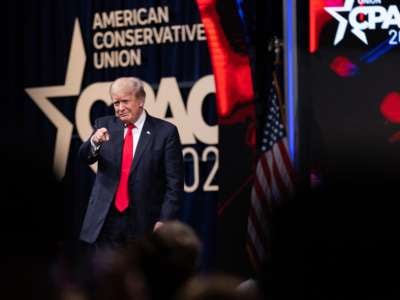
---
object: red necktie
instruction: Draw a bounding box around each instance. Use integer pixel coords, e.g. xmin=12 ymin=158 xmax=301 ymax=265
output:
xmin=115 ymin=124 xmax=135 ymax=212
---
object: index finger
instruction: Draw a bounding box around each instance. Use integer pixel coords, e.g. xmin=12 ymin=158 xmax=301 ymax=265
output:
xmin=104 ymin=131 xmax=110 ymax=141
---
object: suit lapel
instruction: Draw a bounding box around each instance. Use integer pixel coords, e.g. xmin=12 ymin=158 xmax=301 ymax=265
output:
xmin=110 ymin=119 xmax=125 ymax=169
xmin=130 ymin=115 xmax=153 ymax=175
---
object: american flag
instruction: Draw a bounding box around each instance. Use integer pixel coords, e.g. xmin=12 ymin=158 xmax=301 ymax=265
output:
xmin=246 ymin=77 xmax=295 ymax=269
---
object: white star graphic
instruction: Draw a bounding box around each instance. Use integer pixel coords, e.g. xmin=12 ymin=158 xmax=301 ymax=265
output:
xmin=25 ymin=19 xmax=86 ymax=179
xmin=325 ymin=0 xmax=369 ymax=45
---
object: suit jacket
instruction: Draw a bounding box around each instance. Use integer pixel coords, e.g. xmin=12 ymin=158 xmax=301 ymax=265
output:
xmin=79 ymin=112 xmax=184 ymax=243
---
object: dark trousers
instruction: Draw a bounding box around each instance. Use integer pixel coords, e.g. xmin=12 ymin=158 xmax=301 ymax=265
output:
xmin=95 ymin=205 xmax=135 ymax=250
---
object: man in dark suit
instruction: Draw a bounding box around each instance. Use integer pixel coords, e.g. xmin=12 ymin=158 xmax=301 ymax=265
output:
xmin=79 ymin=77 xmax=184 ymax=249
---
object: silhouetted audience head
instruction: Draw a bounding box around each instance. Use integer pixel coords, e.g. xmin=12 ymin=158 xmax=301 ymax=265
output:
xmin=86 ymin=247 xmax=149 ymax=300
xmin=117 ymin=221 xmax=202 ymax=300
xmin=49 ymin=221 xmax=203 ymax=300
xmin=236 ymin=278 xmax=262 ymax=300
xmin=153 ymin=220 xmax=202 ymax=273
xmin=176 ymin=273 xmax=248 ymax=300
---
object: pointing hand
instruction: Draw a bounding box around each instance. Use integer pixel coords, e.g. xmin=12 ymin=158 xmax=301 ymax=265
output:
xmin=92 ymin=127 xmax=110 ymax=146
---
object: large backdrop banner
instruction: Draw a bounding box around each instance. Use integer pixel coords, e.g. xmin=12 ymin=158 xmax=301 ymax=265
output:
xmin=19 ymin=0 xmax=218 ymax=268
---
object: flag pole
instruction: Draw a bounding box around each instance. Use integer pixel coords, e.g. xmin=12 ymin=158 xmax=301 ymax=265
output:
xmin=268 ymin=37 xmax=286 ymax=127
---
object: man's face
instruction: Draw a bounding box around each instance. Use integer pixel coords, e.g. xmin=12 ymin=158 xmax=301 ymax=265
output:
xmin=111 ymin=91 xmax=144 ymax=124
